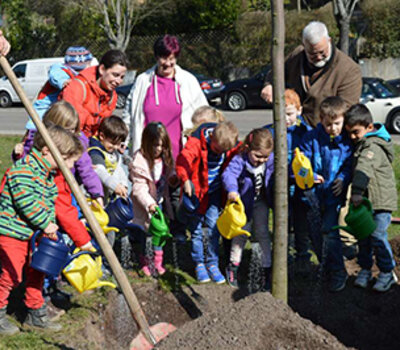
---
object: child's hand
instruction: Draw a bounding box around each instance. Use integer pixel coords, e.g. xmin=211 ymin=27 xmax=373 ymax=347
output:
xmin=228 ymin=192 xmax=239 ymax=202
xmin=95 ymin=197 xmax=104 ymax=208
xmin=115 ymin=184 xmax=128 ymax=198
xmin=14 ymin=143 xmax=24 ymax=156
xmin=79 ymin=241 xmax=95 ymax=252
xmin=148 ymin=203 xmax=158 ymax=214
xmin=314 ymin=174 xmax=325 ymax=184
xmin=43 ymin=222 xmax=59 ymax=240
xmin=351 ymin=194 xmax=363 ymax=207
xmin=332 ymin=178 xmax=343 ymax=196
xmin=183 ymin=180 xmax=192 ymax=197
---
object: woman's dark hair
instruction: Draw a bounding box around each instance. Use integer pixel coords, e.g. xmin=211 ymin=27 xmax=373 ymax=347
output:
xmin=153 ymin=35 xmax=181 ymax=58
xmin=99 ymin=49 xmax=129 ymax=69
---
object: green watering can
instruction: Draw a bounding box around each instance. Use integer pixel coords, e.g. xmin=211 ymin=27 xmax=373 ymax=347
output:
xmin=334 ymin=197 xmax=376 ymax=240
xmin=148 ymin=206 xmax=173 ymax=247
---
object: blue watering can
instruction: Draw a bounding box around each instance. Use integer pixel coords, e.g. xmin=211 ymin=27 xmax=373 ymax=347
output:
xmin=176 ymin=185 xmax=200 ymax=225
xmin=105 ymin=196 xmax=142 ymax=233
xmin=30 ymin=231 xmax=93 ymax=277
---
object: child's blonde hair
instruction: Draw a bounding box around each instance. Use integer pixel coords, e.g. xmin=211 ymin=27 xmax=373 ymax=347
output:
xmin=284 ymin=89 xmax=301 ymax=110
xmin=42 ymin=101 xmax=80 ymax=134
xmin=141 ymin=122 xmax=173 ymax=171
xmin=243 ymin=128 xmax=273 ymax=153
xmin=320 ymin=96 xmax=349 ymax=121
xmin=212 ymin=121 xmax=239 ymax=152
xmin=184 ymin=106 xmax=225 ymax=136
xmin=33 ymin=124 xmax=83 ymax=158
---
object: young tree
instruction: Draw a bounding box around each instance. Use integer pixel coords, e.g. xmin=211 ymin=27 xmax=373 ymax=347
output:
xmin=333 ymin=0 xmax=359 ymax=55
xmin=270 ymin=0 xmax=287 ymax=302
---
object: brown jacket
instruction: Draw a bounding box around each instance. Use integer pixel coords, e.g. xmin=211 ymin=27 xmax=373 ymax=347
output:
xmin=265 ymin=45 xmax=362 ymax=127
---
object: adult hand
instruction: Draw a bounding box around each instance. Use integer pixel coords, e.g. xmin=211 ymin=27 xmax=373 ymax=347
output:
xmin=43 ymin=222 xmax=59 ymax=240
xmin=183 ymin=180 xmax=192 ymax=197
xmin=114 ymin=184 xmax=128 ymax=198
xmin=227 ymin=192 xmax=239 ymax=202
xmin=0 ymin=30 xmax=11 ymax=56
xmin=260 ymin=84 xmax=273 ymax=103
xmin=351 ymin=194 xmax=363 ymax=207
xmin=332 ymin=178 xmax=343 ymax=196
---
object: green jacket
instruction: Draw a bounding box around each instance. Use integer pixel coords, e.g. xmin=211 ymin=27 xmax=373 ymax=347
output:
xmin=0 ymin=148 xmax=58 ymax=240
xmin=351 ymin=124 xmax=397 ymax=212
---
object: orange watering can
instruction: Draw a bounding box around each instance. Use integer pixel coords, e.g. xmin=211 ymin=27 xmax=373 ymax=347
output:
xmin=88 ymin=199 xmax=119 ymax=235
xmin=217 ymin=198 xmax=251 ymax=240
xmin=63 ymin=249 xmax=116 ymax=293
xmin=292 ymin=147 xmax=314 ymax=189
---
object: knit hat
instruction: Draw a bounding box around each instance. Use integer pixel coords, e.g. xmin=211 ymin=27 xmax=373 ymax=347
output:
xmin=64 ymin=46 xmax=93 ymax=71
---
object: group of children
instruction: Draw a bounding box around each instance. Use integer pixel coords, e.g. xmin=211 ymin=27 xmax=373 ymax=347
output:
xmin=0 ymin=74 xmax=398 ymax=334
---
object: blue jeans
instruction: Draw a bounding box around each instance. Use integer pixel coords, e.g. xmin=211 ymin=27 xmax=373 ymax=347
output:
xmin=189 ymin=191 xmax=221 ymax=265
xmin=358 ymin=212 xmax=395 ymax=272
xmin=321 ymin=205 xmax=345 ymax=273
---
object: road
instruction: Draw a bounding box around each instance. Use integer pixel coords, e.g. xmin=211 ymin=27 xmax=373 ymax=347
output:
xmin=0 ymin=105 xmax=273 ymax=139
xmin=1 ymin=106 xmax=400 ymax=144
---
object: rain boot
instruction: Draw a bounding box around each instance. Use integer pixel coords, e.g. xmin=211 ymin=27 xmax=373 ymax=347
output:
xmin=154 ymin=250 xmax=166 ymax=275
xmin=139 ymin=255 xmax=152 ymax=277
xmin=0 ymin=307 xmax=19 ymax=335
xmin=25 ymin=304 xmax=62 ymax=331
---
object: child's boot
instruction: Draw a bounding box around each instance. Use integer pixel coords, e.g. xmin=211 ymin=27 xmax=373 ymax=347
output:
xmin=0 ymin=307 xmax=19 ymax=335
xmin=25 ymin=304 xmax=62 ymax=331
xmin=226 ymin=263 xmax=239 ymax=288
xmin=154 ymin=250 xmax=166 ymax=275
xmin=139 ymin=255 xmax=152 ymax=277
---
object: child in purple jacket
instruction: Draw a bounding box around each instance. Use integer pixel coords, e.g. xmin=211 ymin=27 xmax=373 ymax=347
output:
xmin=222 ymin=128 xmax=274 ymax=290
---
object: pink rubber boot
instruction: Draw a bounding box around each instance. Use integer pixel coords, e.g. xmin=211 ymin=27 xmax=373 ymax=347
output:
xmin=154 ymin=250 xmax=166 ymax=275
xmin=139 ymin=255 xmax=152 ymax=277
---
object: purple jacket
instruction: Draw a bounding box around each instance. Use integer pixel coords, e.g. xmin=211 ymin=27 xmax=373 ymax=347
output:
xmin=13 ymin=130 xmax=103 ymax=199
xmin=222 ymin=152 xmax=274 ymax=220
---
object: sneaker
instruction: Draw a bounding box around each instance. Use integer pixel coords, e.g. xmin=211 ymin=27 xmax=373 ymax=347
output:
xmin=0 ymin=307 xmax=19 ymax=335
xmin=226 ymin=263 xmax=239 ymax=288
xmin=25 ymin=304 xmax=62 ymax=331
xmin=354 ymin=269 xmax=372 ymax=289
xmin=195 ymin=263 xmax=211 ymax=283
xmin=329 ymin=270 xmax=348 ymax=292
xmin=46 ymin=302 xmax=65 ymax=322
xmin=373 ymin=271 xmax=398 ymax=292
xmin=206 ymin=264 xmax=226 ymax=284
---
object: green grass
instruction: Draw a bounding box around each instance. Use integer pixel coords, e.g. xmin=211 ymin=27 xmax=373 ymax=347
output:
xmin=0 ymin=135 xmax=21 ymax=176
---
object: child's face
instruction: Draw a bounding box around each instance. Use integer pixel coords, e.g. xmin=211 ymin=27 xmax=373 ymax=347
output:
xmin=153 ymin=139 xmax=163 ymax=159
xmin=345 ymin=123 xmax=374 ymax=143
xmin=99 ymin=133 xmax=121 ymax=153
xmin=320 ymin=114 xmax=344 ymax=138
xmin=285 ymin=104 xmax=301 ymax=127
xmin=248 ymin=148 xmax=271 ymax=167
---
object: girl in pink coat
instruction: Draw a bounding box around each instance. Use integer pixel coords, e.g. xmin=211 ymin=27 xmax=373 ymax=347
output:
xmin=129 ymin=122 xmax=174 ymax=276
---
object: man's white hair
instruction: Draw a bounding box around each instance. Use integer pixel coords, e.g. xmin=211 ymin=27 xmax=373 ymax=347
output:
xmin=302 ymin=21 xmax=330 ymax=45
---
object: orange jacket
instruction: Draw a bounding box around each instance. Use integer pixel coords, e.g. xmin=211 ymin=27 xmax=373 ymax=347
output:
xmin=60 ymin=66 xmax=117 ymax=137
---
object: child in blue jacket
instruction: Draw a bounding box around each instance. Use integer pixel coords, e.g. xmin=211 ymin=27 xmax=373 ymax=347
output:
xmin=299 ymin=96 xmax=353 ymax=292
xmin=222 ymin=128 xmax=274 ymax=290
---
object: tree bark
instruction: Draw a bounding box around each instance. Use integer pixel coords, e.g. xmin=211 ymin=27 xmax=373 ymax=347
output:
xmin=270 ymin=0 xmax=287 ymax=303
xmin=333 ymin=0 xmax=359 ymax=55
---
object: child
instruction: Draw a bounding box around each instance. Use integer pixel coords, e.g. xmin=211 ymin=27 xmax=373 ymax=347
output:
xmin=176 ymin=121 xmax=241 ymax=283
xmin=0 ymin=126 xmax=82 ymax=334
xmin=265 ymin=89 xmax=312 ymax=270
xmin=88 ymin=116 xmax=129 ymax=203
xmin=345 ymin=104 xmax=397 ymax=292
xmin=25 ymin=46 xmax=94 ymax=130
xmin=183 ymin=106 xmax=225 ymax=138
xmin=13 ymin=101 xmax=104 ymax=207
xmin=299 ymin=96 xmax=353 ymax=292
xmin=129 ymin=122 xmax=174 ymax=276
xmin=223 ymin=128 xmax=274 ymax=290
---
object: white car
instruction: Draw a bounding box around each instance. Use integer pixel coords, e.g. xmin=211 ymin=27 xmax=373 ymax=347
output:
xmin=361 ymin=77 xmax=400 ymax=134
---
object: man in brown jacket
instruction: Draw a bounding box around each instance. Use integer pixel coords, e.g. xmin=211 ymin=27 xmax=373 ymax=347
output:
xmin=261 ymin=21 xmax=362 ymax=128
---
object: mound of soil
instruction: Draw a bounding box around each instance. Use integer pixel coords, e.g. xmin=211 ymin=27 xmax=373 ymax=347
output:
xmin=156 ymin=292 xmax=348 ymax=350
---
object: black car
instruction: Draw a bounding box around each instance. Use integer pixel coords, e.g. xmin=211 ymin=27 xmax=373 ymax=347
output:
xmin=387 ymin=78 xmax=400 ymax=92
xmin=221 ymin=68 xmax=271 ymax=111
xmin=115 ymin=72 xmax=224 ymax=109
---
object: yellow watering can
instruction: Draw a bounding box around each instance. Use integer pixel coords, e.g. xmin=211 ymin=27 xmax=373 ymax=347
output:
xmin=63 ymin=249 xmax=116 ymax=293
xmin=292 ymin=147 xmax=314 ymax=189
xmin=88 ymin=199 xmax=119 ymax=235
xmin=217 ymin=198 xmax=251 ymax=240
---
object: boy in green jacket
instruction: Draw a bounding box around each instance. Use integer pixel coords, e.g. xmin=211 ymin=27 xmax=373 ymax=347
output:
xmin=345 ymin=104 xmax=397 ymax=292
xmin=0 ymin=125 xmax=82 ymax=335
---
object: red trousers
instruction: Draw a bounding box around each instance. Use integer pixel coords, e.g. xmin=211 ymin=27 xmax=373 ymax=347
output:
xmin=0 ymin=235 xmax=44 ymax=309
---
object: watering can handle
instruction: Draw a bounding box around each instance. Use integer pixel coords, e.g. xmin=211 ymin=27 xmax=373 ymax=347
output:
xmin=64 ymin=250 xmax=100 ymax=268
xmin=362 ymin=197 xmax=373 ymax=212
xmin=30 ymin=230 xmax=64 ymax=253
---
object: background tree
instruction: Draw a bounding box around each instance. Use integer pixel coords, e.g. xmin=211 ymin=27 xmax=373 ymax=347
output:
xmin=332 ymin=0 xmax=359 ymax=55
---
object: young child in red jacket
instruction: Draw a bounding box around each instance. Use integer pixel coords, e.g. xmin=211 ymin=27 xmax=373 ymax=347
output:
xmin=176 ymin=121 xmax=240 ymax=283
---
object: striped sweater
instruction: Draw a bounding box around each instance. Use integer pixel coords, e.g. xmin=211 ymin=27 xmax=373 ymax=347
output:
xmin=0 ymin=148 xmax=57 ymax=240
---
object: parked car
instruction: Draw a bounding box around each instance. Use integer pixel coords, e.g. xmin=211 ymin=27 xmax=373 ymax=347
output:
xmin=115 ymin=71 xmax=223 ymax=109
xmin=0 ymin=57 xmax=64 ymax=107
xmin=387 ymin=78 xmax=400 ymax=92
xmin=361 ymin=77 xmax=400 ymax=134
xmin=220 ymin=68 xmax=271 ymax=111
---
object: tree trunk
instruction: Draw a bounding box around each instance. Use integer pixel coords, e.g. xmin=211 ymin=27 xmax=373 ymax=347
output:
xmin=333 ymin=0 xmax=359 ymax=56
xmin=297 ymin=0 xmax=301 ymax=13
xmin=270 ymin=0 xmax=288 ymax=303
xmin=338 ymin=17 xmax=350 ymax=55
